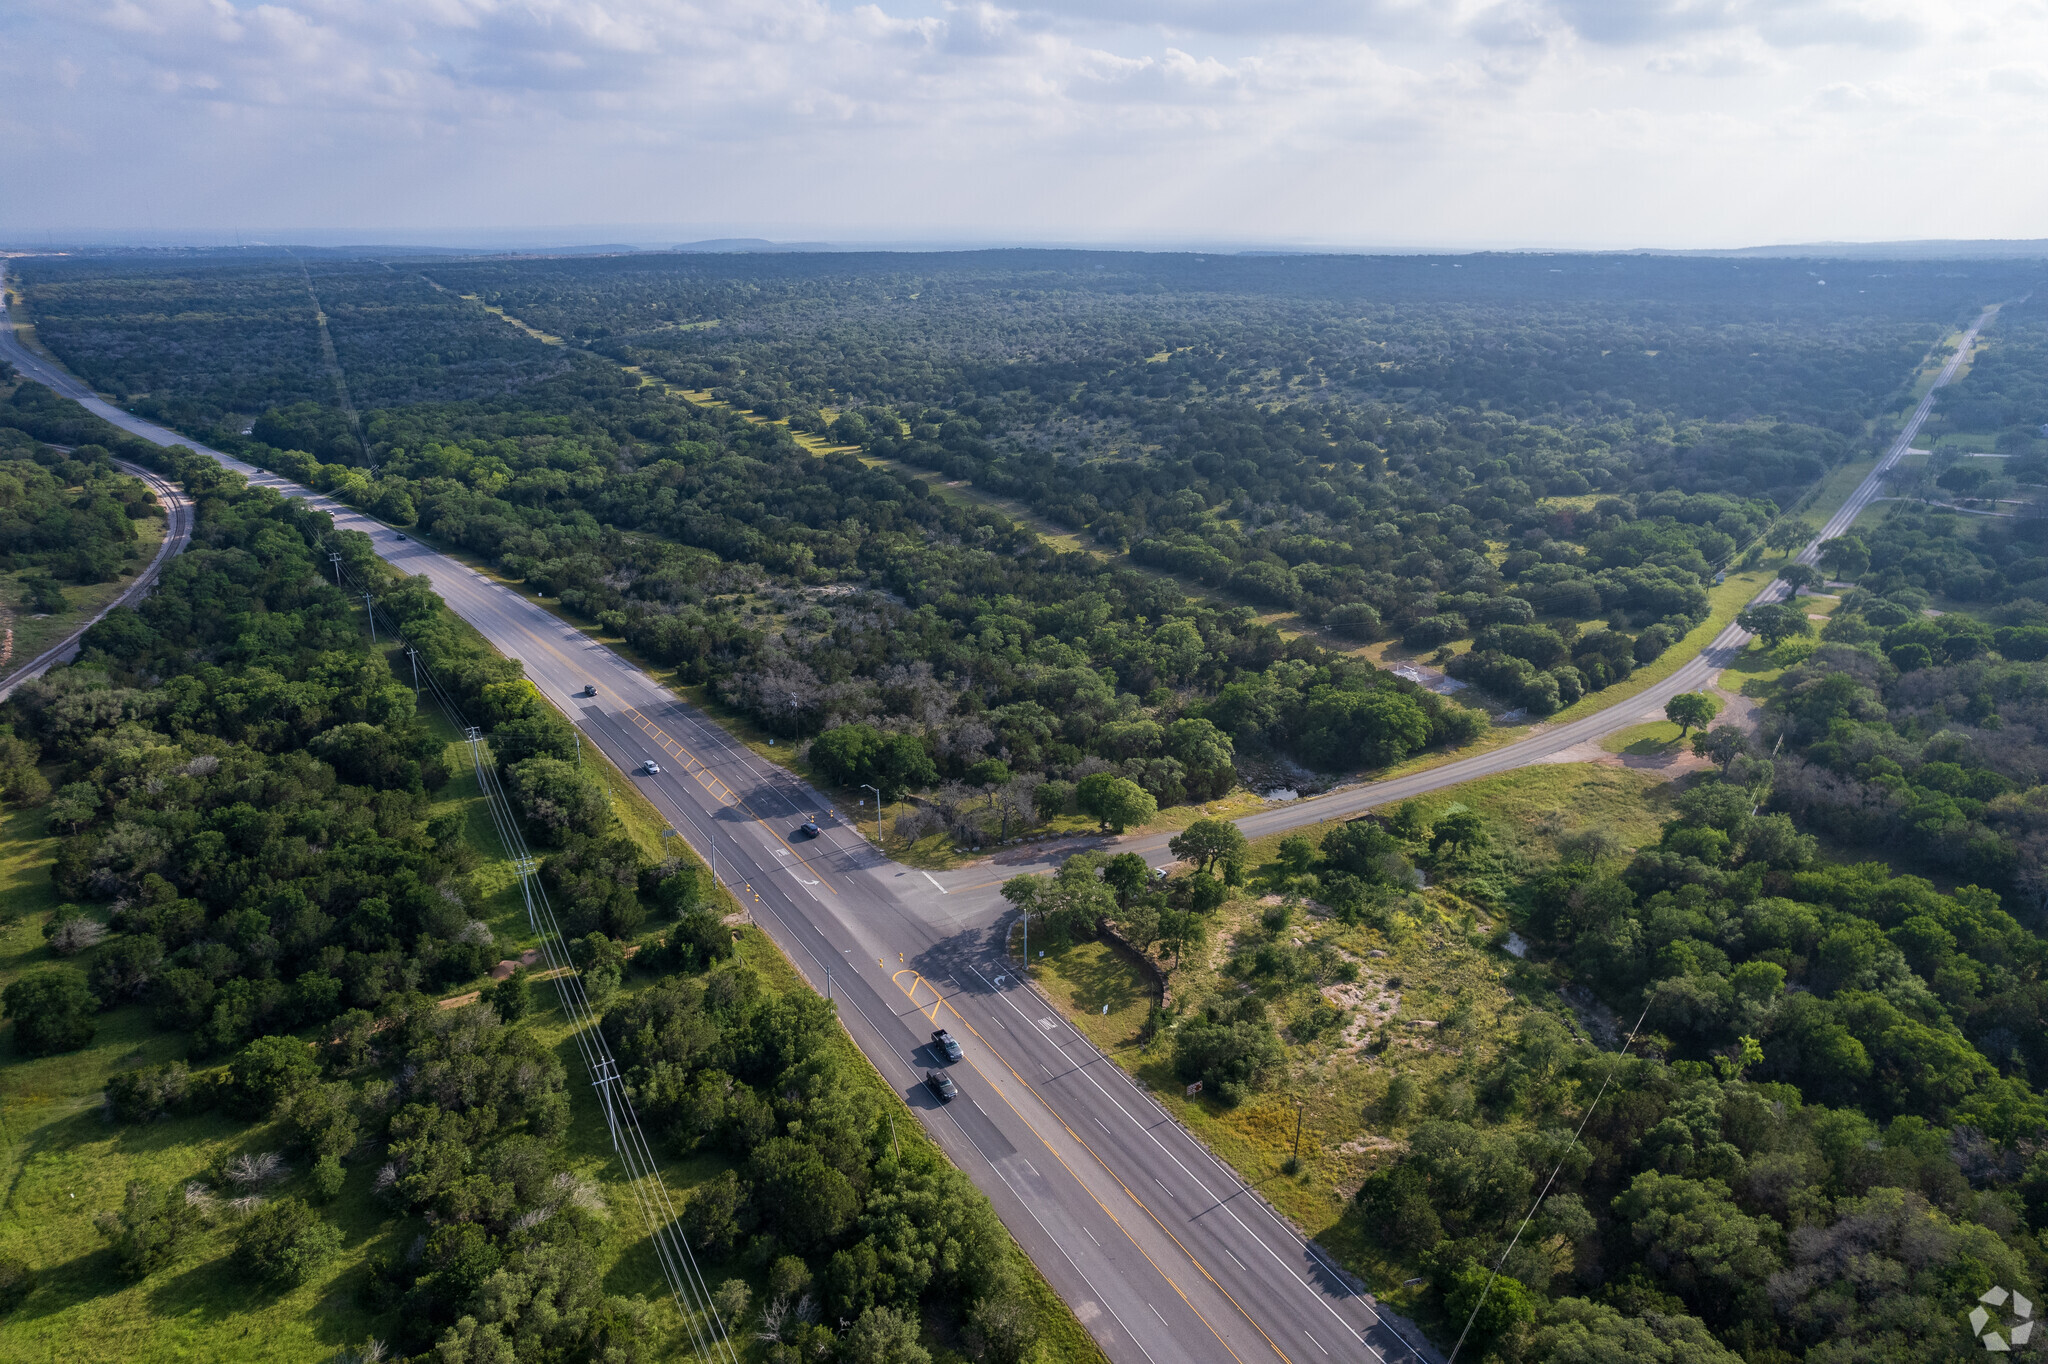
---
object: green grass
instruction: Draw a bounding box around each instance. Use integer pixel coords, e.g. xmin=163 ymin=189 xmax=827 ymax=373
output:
xmin=1599 ymin=720 xmax=1689 ymax=756
xmin=1018 ymin=760 xmax=1676 ymax=1319
xmin=0 ymin=701 xmax=1102 ymax=1364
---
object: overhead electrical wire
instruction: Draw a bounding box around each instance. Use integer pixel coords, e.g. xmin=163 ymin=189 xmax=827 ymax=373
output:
xmin=327 ymin=542 xmax=741 ymax=1364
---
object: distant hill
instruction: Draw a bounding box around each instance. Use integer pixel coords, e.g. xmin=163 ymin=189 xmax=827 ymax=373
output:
xmin=1653 ymin=238 xmax=2048 ymax=260
xmin=674 ymin=237 xmax=837 ymax=253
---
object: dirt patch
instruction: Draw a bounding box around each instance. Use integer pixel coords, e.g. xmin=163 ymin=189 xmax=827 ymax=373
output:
xmin=1537 ymin=738 xmax=1714 ymax=777
xmin=1324 ymin=977 xmax=1403 ymax=1051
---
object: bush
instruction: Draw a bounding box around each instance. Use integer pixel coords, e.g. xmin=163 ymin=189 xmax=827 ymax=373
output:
xmin=233 ymin=1197 xmax=342 ymax=1287
xmin=1402 ymin=614 xmax=1467 ymax=649
xmin=3 ymin=968 xmax=97 ymax=1056
xmin=95 ymin=1181 xmax=195 ymax=1279
xmin=310 ymin=1154 xmax=346 ymax=1203
xmin=1325 ymin=603 xmax=1383 ymax=640
xmin=965 ymin=1286 xmax=1040 ymax=1364
xmin=105 ymin=1061 xmax=204 ymax=1122
xmin=228 ymin=1035 xmax=319 ymax=1117
xmin=1171 ymin=1001 xmax=1283 ymax=1104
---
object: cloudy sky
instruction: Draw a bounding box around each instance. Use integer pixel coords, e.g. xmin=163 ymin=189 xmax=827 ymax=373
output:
xmin=3 ymin=0 xmax=2044 ymax=249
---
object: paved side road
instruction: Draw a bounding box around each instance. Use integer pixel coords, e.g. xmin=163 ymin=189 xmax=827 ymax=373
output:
xmin=0 ymin=258 xmax=1995 ymax=1364
xmin=0 ymin=457 xmax=193 ymax=701
xmin=1 ymin=260 xmax=1448 ymax=1364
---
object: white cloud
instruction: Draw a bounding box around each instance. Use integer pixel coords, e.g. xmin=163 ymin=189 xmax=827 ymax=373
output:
xmin=0 ymin=0 xmax=2043 ymax=246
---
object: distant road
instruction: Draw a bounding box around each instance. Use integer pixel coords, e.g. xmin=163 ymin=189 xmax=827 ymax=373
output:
xmin=0 ymin=454 xmax=192 ymax=701
xmin=0 ymin=260 xmax=1995 ymax=1364
xmin=0 ymin=258 xmax=1447 ymax=1364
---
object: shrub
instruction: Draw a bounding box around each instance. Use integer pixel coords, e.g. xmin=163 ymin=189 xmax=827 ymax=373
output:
xmin=310 ymin=1154 xmax=346 ymax=1203
xmin=3 ymin=968 xmax=97 ymax=1056
xmin=233 ymin=1197 xmax=342 ymax=1287
xmin=95 ymin=1181 xmax=196 ymax=1279
xmin=105 ymin=1060 xmax=204 ymax=1122
xmin=227 ymin=1035 xmax=319 ymax=1117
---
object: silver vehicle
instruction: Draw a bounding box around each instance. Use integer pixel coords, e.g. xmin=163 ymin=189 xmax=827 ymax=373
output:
xmin=640 ymin=760 xmax=661 ymax=775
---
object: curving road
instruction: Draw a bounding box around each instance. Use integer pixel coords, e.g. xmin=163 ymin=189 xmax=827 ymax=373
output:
xmin=0 ymin=454 xmax=192 ymax=701
xmin=0 ymin=259 xmax=1995 ymax=1364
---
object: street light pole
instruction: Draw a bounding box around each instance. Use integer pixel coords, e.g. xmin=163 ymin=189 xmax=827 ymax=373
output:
xmin=861 ymin=784 xmax=883 ymax=846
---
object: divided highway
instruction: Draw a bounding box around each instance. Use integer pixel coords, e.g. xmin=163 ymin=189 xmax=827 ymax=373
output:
xmin=0 ymin=263 xmax=1994 ymax=1364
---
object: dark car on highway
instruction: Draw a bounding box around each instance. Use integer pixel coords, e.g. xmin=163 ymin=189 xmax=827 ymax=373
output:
xmin=797 ymin=820 xmax=821 ymax=838
xmin=931 ymin=1029 xmax=963 ymax=1063
xmin=925 ymin=1069 xmax=958 ymax=1102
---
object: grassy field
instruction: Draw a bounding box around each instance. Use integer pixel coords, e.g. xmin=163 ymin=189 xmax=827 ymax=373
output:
xmin=1017 ymin=760 xmax=1677 ymax=1324
xmin=0 ymin=689 xmax=1104 ymax=1363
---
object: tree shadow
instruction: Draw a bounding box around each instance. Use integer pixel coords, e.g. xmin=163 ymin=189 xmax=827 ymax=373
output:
xmin=1048 ymin=944 xmax=1147 ymax=1024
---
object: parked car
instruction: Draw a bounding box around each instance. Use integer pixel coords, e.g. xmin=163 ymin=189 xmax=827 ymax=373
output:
xmin=931 ymin=1029 xmax=963 ymax=1063
xmin=925 ymin=1069 xmax=958 ymax=1102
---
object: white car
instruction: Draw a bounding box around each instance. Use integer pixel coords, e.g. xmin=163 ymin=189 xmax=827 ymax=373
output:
xmin=640 ymin=760 xmax=662 ymax=775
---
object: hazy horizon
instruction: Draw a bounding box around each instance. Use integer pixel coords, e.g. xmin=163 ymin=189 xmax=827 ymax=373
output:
xmin=5 ymin=1 xmax=2043 ymax=249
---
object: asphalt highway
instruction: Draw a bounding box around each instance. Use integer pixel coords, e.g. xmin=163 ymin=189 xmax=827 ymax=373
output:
xmin=0 ymin=261 xmax=1995 ymax=1364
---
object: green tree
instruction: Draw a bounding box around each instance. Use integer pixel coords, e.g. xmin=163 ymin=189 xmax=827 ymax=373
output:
xmin=1529 ymin=1297 xmax=1740 ymax=1363
xmin=310 ymin=1154 xmax=346 ymax=1203
xmin=1691 ymin=725 xmax=1747 ymax=767
xmin=233 ymin=1197 xmax=342 ymax=1287
xmin=1764 ymin=519 xmax=1815 ymax=553
xmin=1277 ymin=833 xmax=1317 ymax=875
xmin=965 ymin=1285 xmax=1040 ymax=1364
xmin=505 ymin=756 xmax=609 ymax=844
xmin=810 ymin=723 xmax=882 ymax=788
xmin=1441 ymin=1260 xmax=1536 ymax=1358
xmin=1816 ymin=536 xmax=1869 ymax=578
xmin=1168 ymin=818 xmax=1247 ymax=874
xmin=1612 ymin=1173 xmax=1780 ymax=1321
xmin=1430 ymin=807 xmax=1487 ymax=857
xmin=841 ymin=1306 xmax=931 ymax=1364
xmin=1354 ymin=1165 xmax=1442 ymax=1252
xmin=1777 ymin=563 xmax=1820 ymax=593
xmin=1664 ymin=692 xmax=1716 ymax=737
xmin=1100 ymin=852 xmax=1152 ymax=906
xmin=228 ymin=1034 xmax=319 ymax=1117
xmin=3 ymin=968 xmax=97 ymax=1056
xmin=95 ymin=1181 xmax=195 ymax=1278
xmin=1171 ymin=1003 xmax=1282 ymax=1104
xmin=1077 ymin=775 xmax=1156 ymax=833
xmin=1735 ymin=602 xmax=1811 ymax=650
xmin=876 ymin=732 xmax=937 ymax=799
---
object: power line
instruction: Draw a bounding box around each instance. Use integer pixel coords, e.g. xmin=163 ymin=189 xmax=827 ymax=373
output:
xmin=327 ymin=543 xmax=740 ymax=1364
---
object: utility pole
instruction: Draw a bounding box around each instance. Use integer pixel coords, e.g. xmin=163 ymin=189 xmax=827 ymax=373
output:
xmin=328 ymin=550 xmax=342 ymax=585
xmin=825 ymin=959 xmax=832 ymax=1001
xmin=361 ymin=593 xmax=376 ymax=644
xmin=406 ymin=646 xmax=420 ymax=695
